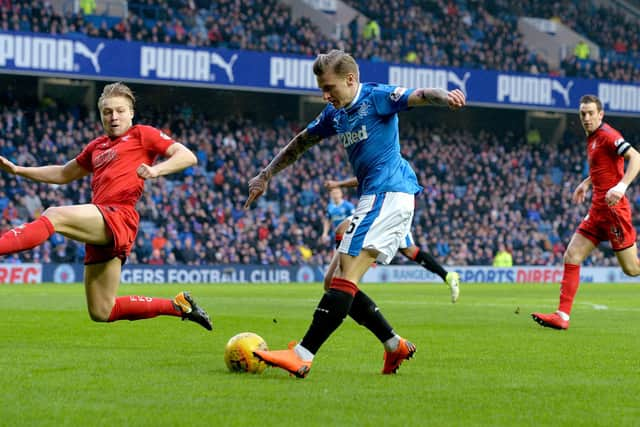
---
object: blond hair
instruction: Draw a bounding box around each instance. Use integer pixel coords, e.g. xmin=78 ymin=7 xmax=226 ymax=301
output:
xmin=98 ymin=82 xmax=136 ymax=110
xmin=312 ymin=50 xmax=359 ymax=80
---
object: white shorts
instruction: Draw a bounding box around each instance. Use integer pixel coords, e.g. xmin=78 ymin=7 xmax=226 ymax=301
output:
xmin=338 ymin=192 xmax=415 ymax=264
xmin=399 ymin=232 xmax=415 ymax=249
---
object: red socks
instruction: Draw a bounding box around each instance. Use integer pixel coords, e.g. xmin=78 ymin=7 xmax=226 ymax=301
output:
xmin=0 ymin=216 xmax=55 ymax=255
xmin=558 ymin=263 xmax=581 ymax=315
xmin=329 ymin=277 xmax=359 ymax=297
xmin=107 ymin=296 xmax=182 ymax=322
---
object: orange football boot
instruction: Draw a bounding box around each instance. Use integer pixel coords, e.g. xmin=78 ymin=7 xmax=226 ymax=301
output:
xmin=531 ymin=312 xmax=569 ymax=330
xmin=253 ymin=344 xmax=312 ymax=378
xmin=382 ymin=338 xmax=416 ymax=374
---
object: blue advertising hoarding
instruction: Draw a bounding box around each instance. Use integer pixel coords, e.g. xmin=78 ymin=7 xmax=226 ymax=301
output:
xmin=0 ymin=263 xmax=631 ymax=284
xmin=1 ymin=31 xmax=639 ymax=116
xmin=42 ymin=263 xmax=325 ymax=284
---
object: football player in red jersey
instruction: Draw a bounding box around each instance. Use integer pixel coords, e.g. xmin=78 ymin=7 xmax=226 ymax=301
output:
xmin=532 ymin=94 xmax=640 ymax=330
xmin=0 ymin=82 xmax=212 ymax=330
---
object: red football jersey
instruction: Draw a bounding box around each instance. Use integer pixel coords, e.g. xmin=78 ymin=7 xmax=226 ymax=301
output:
xmin=587 ymin=123 xmax=629 ymax=209
xmin=75 ymin=125 xmax=175 ymax=205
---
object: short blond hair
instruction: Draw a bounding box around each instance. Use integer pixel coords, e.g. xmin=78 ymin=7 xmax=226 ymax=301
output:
xmin=98 ymin=82 xmax=135 ymax=110
xmin=313 ymin=50 xmax=359 ymax=80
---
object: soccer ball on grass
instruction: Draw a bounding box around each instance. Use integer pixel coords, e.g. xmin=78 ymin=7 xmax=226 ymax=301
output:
xmin=224 ymin=332 xmax=269 ymax=373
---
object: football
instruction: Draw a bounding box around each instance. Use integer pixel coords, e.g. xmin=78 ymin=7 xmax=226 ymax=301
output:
xmin=224 ymin=332 xmax=269 ymax=373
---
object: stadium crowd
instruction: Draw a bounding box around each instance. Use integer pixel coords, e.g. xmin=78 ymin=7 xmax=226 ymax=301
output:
xmin=2 ymin=0 xmax=639 ymax=82
xmin=485 ymin=0 xmax=640 ymax=82
xmin=0 ymin=99 xmax=634 ymax=267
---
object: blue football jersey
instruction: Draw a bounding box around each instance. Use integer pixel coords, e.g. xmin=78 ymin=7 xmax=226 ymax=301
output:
xmin=307 ymin=83 xmax=423 ymax=197
xmin=327 ymin=199 xmax=355 ymax=229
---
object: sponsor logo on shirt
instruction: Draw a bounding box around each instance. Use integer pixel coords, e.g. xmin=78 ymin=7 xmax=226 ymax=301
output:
xmin=338 ymin=125 xmax=368 ymax=148
xmin=94 ymin=148 xmax=117 ymax=169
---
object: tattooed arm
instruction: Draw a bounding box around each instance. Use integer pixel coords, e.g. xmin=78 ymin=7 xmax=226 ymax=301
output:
xmin=244 ymin=129 xmax=323 ymax=208
xmin=408 ymin=88 xmax=466 ymax=109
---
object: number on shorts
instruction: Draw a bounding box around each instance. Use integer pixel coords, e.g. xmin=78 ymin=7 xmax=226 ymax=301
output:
xmin=346 ymin=216 xmax=359 ymax=235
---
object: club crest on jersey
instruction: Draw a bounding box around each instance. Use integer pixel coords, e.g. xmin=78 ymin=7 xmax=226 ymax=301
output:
xmin=389 ymin=87 xmax=407 ymax=102
xmin=338 ymin=125 xmax=368 ymax=148
xmin=357 ymin=101 xmax=370 ymax=118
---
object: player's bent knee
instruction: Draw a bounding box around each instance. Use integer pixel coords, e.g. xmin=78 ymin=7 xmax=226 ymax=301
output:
xmin=563 ymin=250 xmax=584 ymax=265
xmin=87 ymin=304 xmax=112 ymax=322
xmin=87 ymin=310 xmax=109 ymax=322
xmin=41 ymin=207 xmax=63 ymax=226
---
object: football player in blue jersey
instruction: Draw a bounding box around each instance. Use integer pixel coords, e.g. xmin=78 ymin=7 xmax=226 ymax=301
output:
xmin=321 ymin=186 xmax=355 ymax=244
xmin=324 ymin=177 xmax=460 ymax=302
xmin=245 ymin=49 xmax=465 ymax=378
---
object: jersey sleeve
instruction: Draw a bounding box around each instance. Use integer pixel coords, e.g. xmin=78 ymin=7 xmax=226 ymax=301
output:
xmin=613 ymin=135 xmax=631 ymax=156
xmin=306 ymin=106 xmax=336 ymax=138
xmin=370 ymin=84 xmax=415 ymax=116
xmin=610 ymin=131 xmax=631 ymax=157
xmin=138 ymin=125 xmax=176 ymax=155
xmin=74 ymin=140 xmax=98 ymax=172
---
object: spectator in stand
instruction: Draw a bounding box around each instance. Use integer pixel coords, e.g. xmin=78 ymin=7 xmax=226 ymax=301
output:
xmin=362 ymin=18 xmax=380 ymax=41
xmin=493 ymin=243 xmax=513 ymax=267
xmin=79 ymin=0 xmax=96 ymax=15
xmin=2 ymin=0 xmax=563 ymax=77
xmin=148 ymin=248 xmax=165 ymax=265
xmin=22 ymin=187 xmax=43 ymax=218
xmin=574 ymin=40 xmax=591 ymax=60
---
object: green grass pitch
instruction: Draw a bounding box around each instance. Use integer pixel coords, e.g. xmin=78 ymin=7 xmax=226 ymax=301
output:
xmin=1 ymin=282 xmax=639 ymax=426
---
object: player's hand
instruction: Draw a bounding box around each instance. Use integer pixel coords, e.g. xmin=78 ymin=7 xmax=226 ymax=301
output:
xmin=324 ymin=180 xmax=339 ymax=190
xmin=244 ymin=171 xmax=270 ymax=209
xmin=0 ymin=156 xmax=17 ymax=175
xmin=572 ymin=182 xmax=590 ymax=204
xmin=447 ymin=89 xmax=466 ymax=110
xmin=605 ymin=187 xmax=625 ymax=206
xmin=137 ymin=163 xmax=159 ymax=179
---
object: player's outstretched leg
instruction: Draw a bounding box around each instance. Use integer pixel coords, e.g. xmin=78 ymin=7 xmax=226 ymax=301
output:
xmin=173 ymin=291 xmax=213 ymax=330
xmin=253 ymin=341 xmax=312 ymax=378
xmin=255 ymin=277 xmax=357 ymax=378
xmin=531 ymin=312 xmax=569 ymax=330
xmin=445 ymin=271 xmax=460 ymax=303
xmin=0 ymin=216 xmax=55 ymax=255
